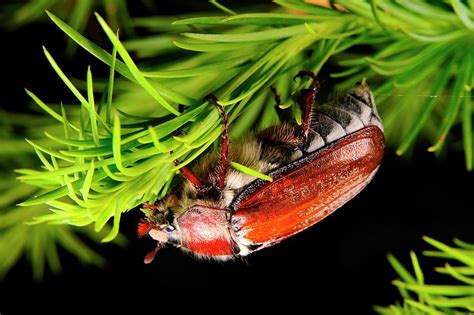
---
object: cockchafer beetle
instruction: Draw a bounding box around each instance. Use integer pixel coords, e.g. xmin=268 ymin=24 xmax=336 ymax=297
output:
xmin=138 ymin=71 xmax=384 ymax=262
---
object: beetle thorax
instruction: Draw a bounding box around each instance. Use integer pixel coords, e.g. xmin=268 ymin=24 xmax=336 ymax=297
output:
xmin=176 ymin=205 xmax=236 ymax=260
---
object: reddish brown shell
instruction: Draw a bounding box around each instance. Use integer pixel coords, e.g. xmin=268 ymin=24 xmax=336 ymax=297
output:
xmin=230 ymin=125 xmax=384 ymax=251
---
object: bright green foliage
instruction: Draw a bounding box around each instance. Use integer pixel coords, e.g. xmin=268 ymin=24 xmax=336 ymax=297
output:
xmin=0 ymin=110 xmax=126 ymax=279
xmin=0 ymin=0 xmax=135 ymax=34
xmin=330 ymin=0 xmax=474 ymax=170
xmin=376 ymin=237 xmax=474 ymax=314
xmin=0 ymin=0 xmax=136 ymax=55
xmin=0 ymin=198 xmax=113 ymax=280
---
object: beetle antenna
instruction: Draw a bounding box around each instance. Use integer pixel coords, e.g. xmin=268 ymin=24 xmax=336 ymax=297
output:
xmin=137 ymin=219 xmax=153 ymax=238
xmin=144 ymin=242 xmax=162 ymax=264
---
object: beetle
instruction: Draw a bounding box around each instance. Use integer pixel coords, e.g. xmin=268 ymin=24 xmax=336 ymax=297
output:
xmin=138 ymin=71 xmax=384 ymax=263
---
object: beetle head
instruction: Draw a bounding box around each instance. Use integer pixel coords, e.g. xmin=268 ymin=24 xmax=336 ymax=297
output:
xmin=138 ymin=202 xmax=183 ymax=264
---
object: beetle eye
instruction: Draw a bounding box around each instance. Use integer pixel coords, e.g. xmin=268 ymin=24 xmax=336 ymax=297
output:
xmin=164 ymin=225 xmax=175 ymax=233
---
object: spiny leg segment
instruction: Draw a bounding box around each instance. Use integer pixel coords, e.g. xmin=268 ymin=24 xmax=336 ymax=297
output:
xmin=204 ymin=94 xmax=229 ymax=192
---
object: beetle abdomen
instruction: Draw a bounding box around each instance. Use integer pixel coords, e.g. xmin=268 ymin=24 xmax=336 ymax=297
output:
xmin=304 ymin=86 xmax=383 ymax=154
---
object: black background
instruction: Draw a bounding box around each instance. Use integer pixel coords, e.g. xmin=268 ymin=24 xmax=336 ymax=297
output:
xmin=1 ymin=1 xmax=473 ymax=313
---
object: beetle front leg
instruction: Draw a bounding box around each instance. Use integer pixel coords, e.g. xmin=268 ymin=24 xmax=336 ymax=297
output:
xmin=172 ymin=105 xmax=211 ymax=193
xmin=174 ymin=160 xmax=211 ymax=194
xmin=204 ymin=94 xmax=229 ymax=192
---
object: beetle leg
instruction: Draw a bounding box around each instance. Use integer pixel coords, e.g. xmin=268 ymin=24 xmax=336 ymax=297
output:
xmin=172 ymin=96 xmax=229 ymax=195
xmin=256 ymin=71 xmax=320 ymax=161
xmin=204 ymin=94 xmax=229 ymax=192
xmin=174 ymin=160 xmax=211 ymax=194
xmin=171 ymin=104 xmax=211 ymax=193
xmin=257 ymin=123 xmax=305 ymax=164
xmin=294 ymin=70 xmax=320 ymax=139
